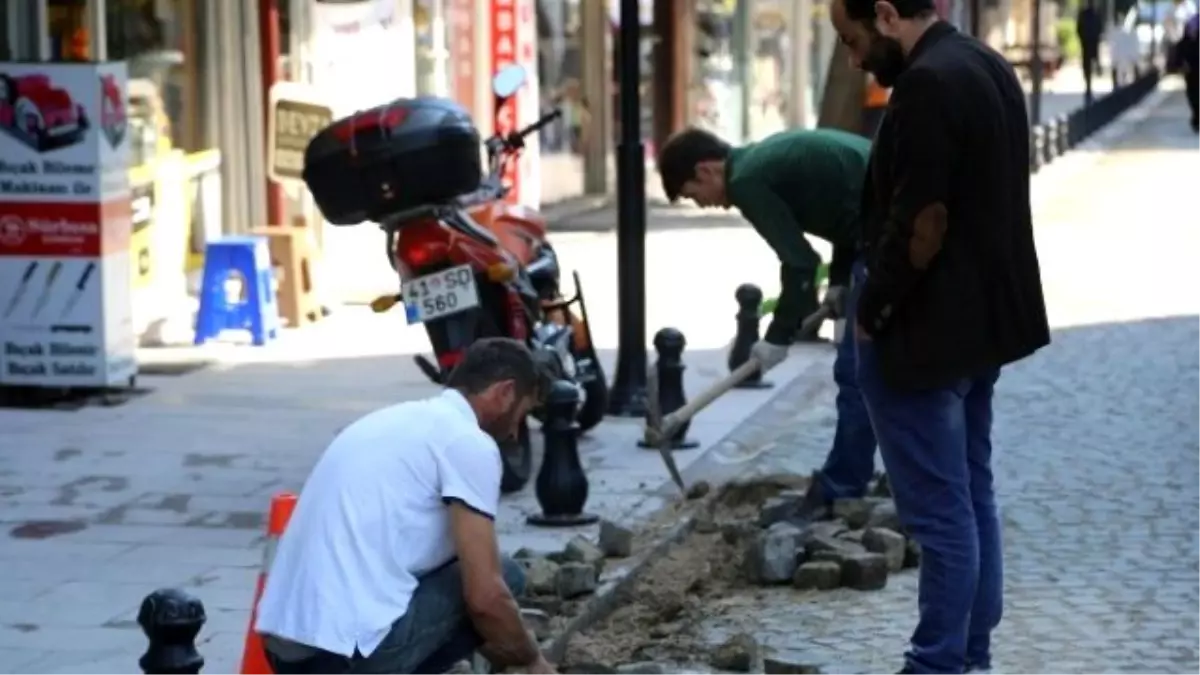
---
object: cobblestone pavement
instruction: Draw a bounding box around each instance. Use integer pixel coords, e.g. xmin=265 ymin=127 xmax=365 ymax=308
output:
xmin=695 ymin=90 xmax=1200 ymax=674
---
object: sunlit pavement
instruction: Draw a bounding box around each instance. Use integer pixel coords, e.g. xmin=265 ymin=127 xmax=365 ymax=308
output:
xmin=1 ymin=84 xmax=1194 ymax=673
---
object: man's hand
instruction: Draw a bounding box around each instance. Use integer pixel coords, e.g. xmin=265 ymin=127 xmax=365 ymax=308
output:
xmin=821 ymin=285 xmax=848 ymax=318
xmin=449 ymin=503 xmax=541 ymax=670
xmin=750 ymin=340 xmax=788 ymax=372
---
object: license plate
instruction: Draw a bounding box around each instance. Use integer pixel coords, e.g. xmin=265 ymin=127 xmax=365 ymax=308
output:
xmin=402 ymin=264 xmax=480 ymax=325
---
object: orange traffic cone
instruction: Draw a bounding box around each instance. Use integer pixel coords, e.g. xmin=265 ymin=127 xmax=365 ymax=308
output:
xmin=239 ymin=492 xmax=298 ymax=674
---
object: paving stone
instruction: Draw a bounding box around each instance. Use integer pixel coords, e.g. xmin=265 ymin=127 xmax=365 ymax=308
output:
xmin=830 ymin=499 xmax=873 ymax=529
xmin=861 ymin=528 xmax=906 ymax=573
xmin=555 ymin=562 xmax=598 ymax=599
xmin=744 ymin=522 xmax=803 ymax=584
xmin=709 ymin=631 xmax=760 ymax=672
xmin=792 ymin=561 xmax=842 ymax=591
xmin=864 ymin=501 xmax=903 ymax=534
xmin=598 ymin=519 xmax=634 ymax=558
xmin=517 ymin=556 xmax=559 ymax=596
xmin=839 ymin=552 xmax=889 ymax=591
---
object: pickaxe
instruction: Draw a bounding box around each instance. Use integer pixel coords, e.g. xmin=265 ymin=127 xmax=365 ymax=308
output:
xmin=642 ymin=305 xmax=835 ymax=492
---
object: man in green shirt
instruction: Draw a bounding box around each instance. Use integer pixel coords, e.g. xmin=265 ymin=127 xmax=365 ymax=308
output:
xmin=657 ymin=126 xmax=877 ymax=514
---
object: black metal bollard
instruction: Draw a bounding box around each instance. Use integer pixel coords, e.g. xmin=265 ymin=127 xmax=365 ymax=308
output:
xmin=1030 ymin=126 xmax=1045 ymax=173
xmin=638 ymin=327 xmax=700 ymax=450
xmin=138 ymin=588 xmax=206 ymax=675
xmin=728 ymin=284 xmax=773 ymax=389
xmin=1043 ymin=122 xmax=1059 ymax=165
xmin=1054 ymin=115 xmax=1070 ymax=156
xmin=527 ymin=380 xmax=599 ymax=527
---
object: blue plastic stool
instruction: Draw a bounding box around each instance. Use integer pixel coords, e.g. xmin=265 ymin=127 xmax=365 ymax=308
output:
xmin=194 ymin=236 xmax=280 ymax=346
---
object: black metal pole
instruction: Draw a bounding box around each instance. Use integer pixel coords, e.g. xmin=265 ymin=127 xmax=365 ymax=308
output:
xmin=1029 ymin=0 xmax=1044 ymax=125
xmin=970 ymin=0 xmax=981 ymax=38
xmin=607 ymin=0 xmax=650 ymax=417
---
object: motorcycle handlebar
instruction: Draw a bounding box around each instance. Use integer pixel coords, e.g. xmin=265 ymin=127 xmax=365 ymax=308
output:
xmin=490 ymin=108 xmax=562 ymax=153
xmin=518 ymin=108 xmax=563 ymax=139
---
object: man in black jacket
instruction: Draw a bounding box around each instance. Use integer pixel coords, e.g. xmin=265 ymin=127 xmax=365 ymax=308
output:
xmin=830 ymin=1 xmax=1050 ymax=673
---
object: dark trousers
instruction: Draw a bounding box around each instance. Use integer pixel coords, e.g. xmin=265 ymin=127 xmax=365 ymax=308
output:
xmin=1185 ymin=71 xmax=1199 ymax=130
xmin=817 ymin=260 xmax=878 ymax=499
xmin=1082 ymin=48 xmax=1099 ymax=102
xmin=856 ymin=338 xmax=1003 ymax=674
xmin=266 ymin=557 xmax=526 ymax=674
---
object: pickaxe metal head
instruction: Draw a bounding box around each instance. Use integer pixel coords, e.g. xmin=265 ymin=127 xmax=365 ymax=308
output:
xmin=643 ymin=367 xmax=687 ymax=493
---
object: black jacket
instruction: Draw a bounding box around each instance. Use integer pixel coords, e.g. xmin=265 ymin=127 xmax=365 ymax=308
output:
xmin=857 ymin=22 xmax=1050 ymax=390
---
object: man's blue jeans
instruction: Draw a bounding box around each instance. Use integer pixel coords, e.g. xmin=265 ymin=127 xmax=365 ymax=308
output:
xmin=856 ymin=337 xmax=1003 ymax=674
xmin=266 ymin=557 xmax=526 ymax=674
xmin=817 ymin=261 xmax=879 ymax=500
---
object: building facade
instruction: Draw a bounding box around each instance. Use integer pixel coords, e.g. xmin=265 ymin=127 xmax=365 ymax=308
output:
xmin=0 ymin=0 xmax=889 ymax=311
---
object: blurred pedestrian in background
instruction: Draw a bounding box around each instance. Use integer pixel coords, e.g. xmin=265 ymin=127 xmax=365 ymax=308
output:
xmin=1170 ymin=12 xmax=1199 ymax=131
xmin=1077 ymin=0 xmax=1104 ymax=103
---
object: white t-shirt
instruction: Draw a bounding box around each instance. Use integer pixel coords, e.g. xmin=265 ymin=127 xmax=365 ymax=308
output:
xmin=254 ymin=389 xmax=503 ymax=658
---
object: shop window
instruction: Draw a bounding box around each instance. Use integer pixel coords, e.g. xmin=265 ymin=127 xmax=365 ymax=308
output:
xmin=538 ymin=0 xmax=585 ymax=155
xmin=415 ymin=0 xmax=450 ymax=96
xmin=48 ymin=0 xmax=91 ymax=61
xmin=105 ymin=0 xmax=207 ymax=155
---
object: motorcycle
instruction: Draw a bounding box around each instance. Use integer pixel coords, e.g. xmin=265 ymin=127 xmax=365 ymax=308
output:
xmin=359 ymin=65 xmax=609 ymax=493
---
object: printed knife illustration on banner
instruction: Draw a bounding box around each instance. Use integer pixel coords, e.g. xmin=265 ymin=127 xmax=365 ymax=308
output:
xmin=31 ymin=260 xmax=63 ymax=318
xmin=60 ymin=262 xmax=97 ymax=318
xmin=3 ymin=261 xmax=39 ymax=319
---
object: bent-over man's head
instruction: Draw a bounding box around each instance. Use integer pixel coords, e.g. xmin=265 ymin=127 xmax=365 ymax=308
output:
xmin=445 ymin=338 xmax=553 ymax=444
xmin=831 ymin=0 xmax=939 ymax=87
xmin=657 ymin=127 xmax=734 ymax=208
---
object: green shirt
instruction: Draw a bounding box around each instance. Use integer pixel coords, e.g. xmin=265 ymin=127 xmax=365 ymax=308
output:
xmin=726 ymin=128 xmax=871 ymax=344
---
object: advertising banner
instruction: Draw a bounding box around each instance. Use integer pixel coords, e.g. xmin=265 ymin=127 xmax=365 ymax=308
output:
xmin=0 ymin=62 xmax=135 ymax=388
xmin=490 ymin=0 xmax=539 ymax=208
xmin=448 ymin=0 xmax=476 ymax=113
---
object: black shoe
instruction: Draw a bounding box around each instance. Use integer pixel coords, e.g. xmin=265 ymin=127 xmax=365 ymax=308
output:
xmin=797 ymin=472 xmax=831 ymax=520
xmin=896 ymin=665 xmax=917 ymax=674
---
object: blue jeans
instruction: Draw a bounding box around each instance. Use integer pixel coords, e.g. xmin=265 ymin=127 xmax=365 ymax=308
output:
xmin=856 ymin=338 xmax=1003 ymax=674
xmin=817 ymin=260 xmax=879 ymax=500
xmin=267 ymin=557 xmax=526 ymax=674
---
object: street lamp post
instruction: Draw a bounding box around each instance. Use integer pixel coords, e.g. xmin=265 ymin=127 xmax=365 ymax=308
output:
xmin=1030 ymin=0 xmax=1044 ymax=125
xmin=607 ymin=0 xmax=650 ymax=417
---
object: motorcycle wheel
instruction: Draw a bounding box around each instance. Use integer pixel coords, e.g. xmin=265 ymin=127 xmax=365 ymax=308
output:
xmin=472 ymin=282 xmax=534 ymax=494
xmin=499 ymin=418 xmax=533 ymax=494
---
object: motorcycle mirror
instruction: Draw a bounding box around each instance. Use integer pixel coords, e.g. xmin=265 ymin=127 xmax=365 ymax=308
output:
xmin=491 ymin=64 xmax=527 ymax=99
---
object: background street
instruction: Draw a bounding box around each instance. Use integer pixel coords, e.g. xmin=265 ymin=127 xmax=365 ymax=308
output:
xmin=0 ymin=85 xmax=1196 ymax=674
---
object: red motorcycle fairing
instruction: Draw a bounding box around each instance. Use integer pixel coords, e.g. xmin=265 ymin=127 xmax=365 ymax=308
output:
xmin=392 ymin=215 xmax=530 ymax=372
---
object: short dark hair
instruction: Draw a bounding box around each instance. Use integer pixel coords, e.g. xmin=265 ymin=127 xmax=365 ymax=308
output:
xmin=445 ymin=338 xmax=552 ymax=403
xmin=657 ymin=127 xmax=732 ymax=201
xmin=843 ymin=0 xmax=936 ymax=21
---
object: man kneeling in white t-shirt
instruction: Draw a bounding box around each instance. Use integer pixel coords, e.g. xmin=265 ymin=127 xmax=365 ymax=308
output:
xmin=255 ymin=338 xmax=557 ymax=674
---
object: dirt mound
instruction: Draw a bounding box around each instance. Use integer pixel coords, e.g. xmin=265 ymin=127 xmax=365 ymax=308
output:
xmin=563 ymin=474 xmax=809 ymax=669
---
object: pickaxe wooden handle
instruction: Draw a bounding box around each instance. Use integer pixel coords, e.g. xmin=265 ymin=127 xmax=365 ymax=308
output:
xmin=644 ymin=305 xmax=835 ymax=491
